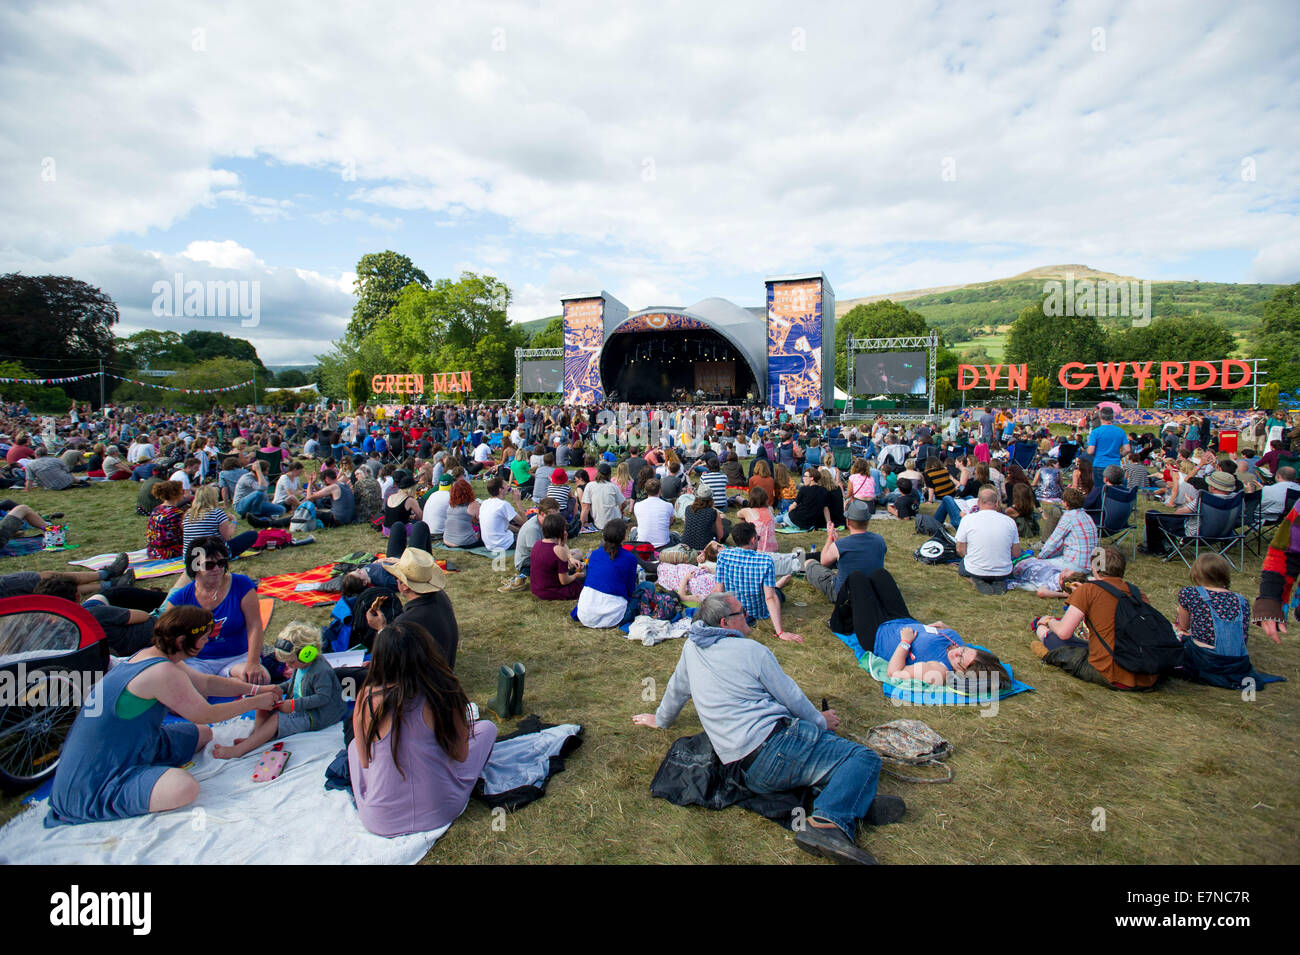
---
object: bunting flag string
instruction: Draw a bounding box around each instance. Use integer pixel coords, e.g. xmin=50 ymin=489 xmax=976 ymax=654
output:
xmin=0 ymin=372 xmax=256 ymax=395
xmin=106 ymin=374 xmax=256 ymax=394
xmin=0 ymin=372 xmax=99 ymax=385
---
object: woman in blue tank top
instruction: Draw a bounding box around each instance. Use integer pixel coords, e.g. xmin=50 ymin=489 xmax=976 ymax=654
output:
xmin=47 ymin=606 xmax=278 ymax=826
xmin=838 ymin=567 xmax=1011 ymax=687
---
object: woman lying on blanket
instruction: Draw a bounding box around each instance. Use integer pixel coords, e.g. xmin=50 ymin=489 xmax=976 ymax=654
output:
xmin=212 ymin=621 xmax=347 ymax=759
xmin=838 ymin=568 xmax=1012 ymax=688
xmin=46 ymin=606 xmax=279 ymax=826
xmin=349 ymin=619 xmax=496 ymax=837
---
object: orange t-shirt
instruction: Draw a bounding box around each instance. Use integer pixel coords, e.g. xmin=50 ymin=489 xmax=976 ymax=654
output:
xmin=1066 ymin=577 xmax=1159 ymax=689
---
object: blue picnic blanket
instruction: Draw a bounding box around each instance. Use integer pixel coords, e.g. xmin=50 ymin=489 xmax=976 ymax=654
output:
xmin=831 ymin=631 xmax=1034 ymax=705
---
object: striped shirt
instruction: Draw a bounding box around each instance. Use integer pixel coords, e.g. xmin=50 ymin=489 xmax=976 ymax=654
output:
xmin=1036 ymin=507 xmax=1098 ymax=572
xmin=547 ymin=484 xmax=570 ymax=511
xmin=183 ymin=508 xmax=231 ymax=553
xmin=699 ymin=471 xmax=729 ymax=509
xmin=923 ymin=463 xmax=956 ymax=499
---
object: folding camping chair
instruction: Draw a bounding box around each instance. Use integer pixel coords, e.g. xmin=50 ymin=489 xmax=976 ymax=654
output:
xmin=1096 ymin=484 xmax=1138 ymax=558
xmin=1010 ymin=442 xmax=1037 ymax=474
xmin=255 ymin=449 xmax=283 ymax=486
xmin=1247 ymin=486 xmax=1300 ymax=558
xmin=832 ymin=445 xmax=853 ymax=470
xmin=1165 ymin=491 xmax=1245 ymax=571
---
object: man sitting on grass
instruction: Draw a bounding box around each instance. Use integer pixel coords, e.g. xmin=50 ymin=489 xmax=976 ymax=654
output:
xmin=804 ymin=499 xmax=887 ymax=602
xmin=715 ymin=521 xmax=801 ymax=643
xmin=633 ymin=591 xmax=904 ymax=865
xmin=955 ymin=486 xmax=1020 ymax=590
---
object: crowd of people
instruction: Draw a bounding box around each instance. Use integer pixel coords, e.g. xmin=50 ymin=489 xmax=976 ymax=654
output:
xmin=3 ymin=393 xmax=1294 ymax=864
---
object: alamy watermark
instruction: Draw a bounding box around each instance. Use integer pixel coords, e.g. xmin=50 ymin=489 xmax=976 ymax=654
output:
xmin=1042 ymin=273 xmax=1151 ymax=327
xmin=0 ymin=664 xmax=103 ymax=716
xmin=152 ymin=272 xmax=261 ymax=327
xmin=888 ymin=670 xmax=1002 ymax=717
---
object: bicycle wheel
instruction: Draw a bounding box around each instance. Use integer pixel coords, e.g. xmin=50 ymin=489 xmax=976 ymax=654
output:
xmin=0 ymin=670 xmax=83 ymax=793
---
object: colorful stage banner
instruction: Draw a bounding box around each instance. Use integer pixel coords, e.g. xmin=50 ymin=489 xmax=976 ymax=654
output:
xmin=563 ymin=297 xmax=605 ymax=405
xmin=957 ymin=360 xmax=1255 ymax=392
xmin=766 ymin=279 xmax=825 ymax=412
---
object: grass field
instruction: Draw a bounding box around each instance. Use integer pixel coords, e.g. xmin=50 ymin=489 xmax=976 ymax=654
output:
xmin=2 ymin=475 xmax=1297 ymax=864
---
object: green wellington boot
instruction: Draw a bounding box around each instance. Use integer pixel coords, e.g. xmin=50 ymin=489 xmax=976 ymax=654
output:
xmin=486 ymin=665 xmax=515 ymax=717
xmin=510 ymin=662 xmax=526 ymax=718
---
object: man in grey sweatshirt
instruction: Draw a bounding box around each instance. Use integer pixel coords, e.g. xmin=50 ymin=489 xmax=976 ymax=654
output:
xmin=634 ymin=592 xmax=904 ymax=864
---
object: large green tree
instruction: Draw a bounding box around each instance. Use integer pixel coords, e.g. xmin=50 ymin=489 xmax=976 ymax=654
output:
xmin=1005 ymin=300 xmax=1107 ymax=384
xmin=1107 ymin=314 xmax=1235 ymax=364
xmin=1254 ymin=283 xmax=1300 ymax=393
xmin=833 ymin=299 xmax=956 ymax=391
xmin=530 ymin=315 xmax=564 ymax=349
xmin=0 ymin=273 xmax=119 ymax=404
xmin=370 ymin=272 xmax=527 ymax=398
xmin=348 ymin=251 xmax=431 ymax=342
xmin=180 ymin=330 xmax=265 ymax=369
xmin=119 ymin=330 xmax=196 ymax=370
xmin=834 ymin=300 xmax=929 ymax=388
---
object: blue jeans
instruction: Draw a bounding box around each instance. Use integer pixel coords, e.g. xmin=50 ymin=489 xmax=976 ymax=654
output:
xmin=935 ymin=495 xmax=963 ymax=529
xmin=743 ymin=719 xmax=881 ymax=839
xmin=234 ymin=490 xmax=286 ymax=519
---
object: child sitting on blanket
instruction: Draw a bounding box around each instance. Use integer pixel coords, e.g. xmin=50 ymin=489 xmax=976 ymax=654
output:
xmin=213 ymin=621 xmax=347 ymax=759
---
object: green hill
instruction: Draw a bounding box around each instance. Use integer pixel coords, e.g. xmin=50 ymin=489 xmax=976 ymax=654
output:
xmin=837 ymin=266 xmax=1277 ymax=360
xmin=515 ymin=315 xmax=560 ymax=339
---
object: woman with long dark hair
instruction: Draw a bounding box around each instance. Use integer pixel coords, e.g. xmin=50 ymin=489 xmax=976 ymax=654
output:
xmin=349 ymin=620 xmax=496 ymax=836
xmin=576 ymin=517 xmax=650 ymax=628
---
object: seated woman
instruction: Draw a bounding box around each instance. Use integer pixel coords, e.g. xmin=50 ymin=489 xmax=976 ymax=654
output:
xmin=161 ymin=536 xmax=269 ymax=683
xmin=442 ymin=477 xmax=483 ymax=549
xmin=348 ymin=620 xmax=496 ymax=837
xmin=736 ymin=485 xmax=777 ymax=552
xmin=232 ymin=460 xmax=286 ymax=522
xmin=748 ymin=459 xmax=776 ymax=505
xmin=681 ymin=487 xmax=731 ymax=549
xmin=772 ymin=463 xmax=797 ymax=514
xmin=382 ymin=470 xmax=423 ymax=536
xmin=529 ymin=512 xmax=585 ymax=601
xmin=145 ymin=479 xmax=186 ymax=559
xmin=1174 ymin=553 xmax=1266 ymax=689
xmin=1033 ymin=458 xmax=1062 ymax=502
xmin=182 ymin=485 xmax=259 ymax=561
xmin=1002 ymin=482 xmax=1040 ymax=540
xmin=832 ymin=567 xmax=1011 ymax=689
xmin=1031 ymin=546 xmax=1159 ymax=691
xmin=819 ymin=467 xmax=846 ymax=528
xmin=46 ymin=606 xmax=278 ymax=826
xmin=846 ymin=458 xmax=876 ymax=509
xmin=780 ymin=467 xmax=831 ymax=529
xmin=577 ymin=519 xmax=653 ymax=628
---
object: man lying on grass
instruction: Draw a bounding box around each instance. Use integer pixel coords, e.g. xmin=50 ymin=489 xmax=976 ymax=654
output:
xmin=634 ymin=591 xmax=904 ymax=865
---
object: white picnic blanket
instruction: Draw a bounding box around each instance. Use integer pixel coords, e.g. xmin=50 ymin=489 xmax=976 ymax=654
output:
xmin=0 ymin=715 xmax=449 ymax=865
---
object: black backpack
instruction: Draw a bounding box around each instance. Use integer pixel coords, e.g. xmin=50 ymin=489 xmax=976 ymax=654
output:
xmin=1087 ymin=580 xmax=1184 ymax=674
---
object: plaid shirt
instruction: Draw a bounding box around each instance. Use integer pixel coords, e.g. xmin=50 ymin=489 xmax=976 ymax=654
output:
xmin=1037 ymin=507 xmax=1098 ymax=571
xmin=716 ymin=546 xmax=776 ymax=620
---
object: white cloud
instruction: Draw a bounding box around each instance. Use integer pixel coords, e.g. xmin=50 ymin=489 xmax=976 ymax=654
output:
xmin=0 ymin=0 xmax=1295 ymax=318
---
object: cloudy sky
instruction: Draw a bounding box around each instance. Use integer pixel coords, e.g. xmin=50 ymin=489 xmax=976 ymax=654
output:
xmin=2 ymin=0 xmax=1297 ymax=364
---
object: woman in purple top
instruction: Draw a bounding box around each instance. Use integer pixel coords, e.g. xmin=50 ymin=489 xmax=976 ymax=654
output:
xmin=529 ymin=513 xmax=585 ymax=600
xmin=348 ymin=620 xmax=496 ymax=837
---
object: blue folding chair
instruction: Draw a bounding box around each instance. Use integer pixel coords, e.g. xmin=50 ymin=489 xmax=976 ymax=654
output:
xmin=1097 ymin=484 xmax=1138 ymax=557
xmin=1165 ymin=491 xmax=1245 ymax=570
xmin=1010 ymin=442 xmax=1037 ymax=473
